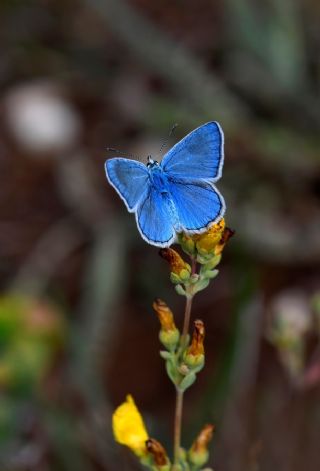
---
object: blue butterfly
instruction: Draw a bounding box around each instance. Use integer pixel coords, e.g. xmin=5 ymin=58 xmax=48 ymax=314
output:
xmin=105 ymin=122 xmax=225 ymax=247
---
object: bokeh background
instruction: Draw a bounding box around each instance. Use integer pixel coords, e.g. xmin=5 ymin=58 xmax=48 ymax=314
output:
xmin=1 ymin=0 xmax=320 ymax=470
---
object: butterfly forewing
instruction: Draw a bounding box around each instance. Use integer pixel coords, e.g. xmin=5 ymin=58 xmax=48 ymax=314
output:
xmin=161 ymin=121 xmax=224 ymax=183
xmin=105 ymin=158 xmax=149 ymax=212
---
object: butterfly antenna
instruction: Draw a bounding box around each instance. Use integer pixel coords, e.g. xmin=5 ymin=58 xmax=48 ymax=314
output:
xmin=158 ymin=123 xmax=178 ymax=155
xmin=106 ymin=147 xmax=138 ymax=160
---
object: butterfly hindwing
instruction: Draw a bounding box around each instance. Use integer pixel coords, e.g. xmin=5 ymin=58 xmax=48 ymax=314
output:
xmin=168 ymin=178 xmax=225 ymax=232
xmin=105 ymin=158 xmax=149 ymax=212
xmin=136 ymin=186 xmax=176 ymax=247
xmin=161 ymin=122 xmax=224 ymax=182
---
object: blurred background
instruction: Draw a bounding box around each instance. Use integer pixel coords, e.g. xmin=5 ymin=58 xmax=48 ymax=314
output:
xmin=0 ymin=0 xmax=320 ymax=470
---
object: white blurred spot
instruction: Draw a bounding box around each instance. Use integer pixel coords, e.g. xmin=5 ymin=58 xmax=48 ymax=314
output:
xmin=271 ymin=290 xmax=311 ymax=337
xmin=4 ymin=81 xmax=82 ymax=156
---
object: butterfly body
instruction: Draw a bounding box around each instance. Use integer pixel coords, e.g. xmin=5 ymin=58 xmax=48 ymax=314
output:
xmin=148 ymin=162 xmax=169 ymax=193
xmin=105 ymin=122 xmax=226 ymax=247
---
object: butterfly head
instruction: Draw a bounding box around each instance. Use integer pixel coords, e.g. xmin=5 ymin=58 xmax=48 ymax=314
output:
xmin=147 ymin=155 xmax=159 ymax=169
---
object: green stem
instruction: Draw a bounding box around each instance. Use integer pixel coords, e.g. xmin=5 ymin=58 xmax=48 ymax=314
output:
xmin=182 ymin=295 xmax=193 ymax=340
xmin=182 ymin=257 xmax=197 ymax=340
xmin=173 ymin=388 xmax=184 ymax=466
xmin=173 ymin=267 xmax=195 ymax=465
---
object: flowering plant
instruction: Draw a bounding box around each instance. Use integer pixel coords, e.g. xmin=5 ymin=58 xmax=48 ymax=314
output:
xmin=112 ymin=220 xmax=233 ymax=470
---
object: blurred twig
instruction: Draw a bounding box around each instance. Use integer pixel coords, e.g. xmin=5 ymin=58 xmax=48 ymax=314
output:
xmin=85 ymin=0 xmax=249 ymax=126
xmin=10 ymin=146 xmax=127 ymax=469
xmin=70 ymin=220 xmax=127 ymax=470
xmin=215 ymin=295 xmax=264 ymax=471
xmin=10 ymin=217 xmax=86 ymax=296
xmin=225 ymin=0 xmax=320 ymax=130
xmin=56 ymin=150 xmax=128 ymax=469
xmin=228 ymin=203 xmax=320 ymax=263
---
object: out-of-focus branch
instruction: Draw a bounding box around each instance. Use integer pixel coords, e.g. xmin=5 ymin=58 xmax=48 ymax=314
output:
xmin=215 ymin=296 xmax=264 ymax=471
xmin=85 ymin=0 xmax=249 ymax=126
xmin=11 ymin=146 xmax=126 ymax=468
xmin=55 ymin=150 xmax=127 ymax=468
xmin=11 ymin=217 xmax=86 ymax=296
xmin=228 ymin=203 xmax=320 ymax=263
xmin=71 ymin=221 xmax=127 ymax=470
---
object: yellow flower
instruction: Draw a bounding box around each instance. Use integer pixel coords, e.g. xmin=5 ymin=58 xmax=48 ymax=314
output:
xmin=112 ymin=395 xmax=149 ymax=456
xmin=194 ymin=219 xmax=225 ymax=254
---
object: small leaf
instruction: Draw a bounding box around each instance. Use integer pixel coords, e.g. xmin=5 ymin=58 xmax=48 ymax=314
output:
xmin=179 ymin=372 xmax=196 ymax=391
xmin=193 ymin=278 xmax=210 ymax=294
xmin=204 ymin=269 xmax=219 ymax=280
xmin=175 ymin=284 xmax=186 ymax=296
xmin=166 ymin=359 xmax=178 ymax=385
xmin=191 ymin=361 xmax=205 ymax=374
xmin=160 ymin=350 xmax=172 ymax=360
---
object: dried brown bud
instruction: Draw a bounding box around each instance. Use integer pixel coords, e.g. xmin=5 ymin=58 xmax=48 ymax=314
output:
xmin=159 ymin=248 xmax=191 ymax=276
xmin=189 ymin=424 xmax=215 ymax=467
xmin=191 ymin=424 xmax=215 ymax=454
xmin=146 ymin=438 xmax=169 ymax=467
xmin=214 ymin=227 xmax=235 ymax=255
xmin=185 ymin=319 xmax=205 ymax=367
xmin=153 ymin=299 xmax=176 ymax=332
xmin=188 ymin=319 xmax=205 ymax=357
xmin=153 ymin=298 xmax=179 ymax=349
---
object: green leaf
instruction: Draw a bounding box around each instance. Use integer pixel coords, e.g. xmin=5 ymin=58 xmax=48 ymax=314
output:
xmin=204 ymin=269 xmax=219 ymax=280
xmin=191 ymin=361 xmax=205 ymax=374
xmin=166 ymin=359 xmax=178 ymax=385
xmin=175 ymin=284 xmax=186 ymax=296
xmin=159 ymin=350 xmax=172 ymax=360
xmin=193 ymin=278 xmax=210 ymax=294
xmin=179 ymin=372 xmax=196 ymax=391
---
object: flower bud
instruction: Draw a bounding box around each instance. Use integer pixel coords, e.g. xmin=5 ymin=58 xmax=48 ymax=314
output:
xmin=146 ymin=438 xmax=170 ymax=469
xmin=178 ymin=233 xmax=196 ymax=256
xmin=159 ymin=248 xmax=191 ymax=282
xmin=153 ymin=299 xmax=180 ymax=349
xmin=194 ymin=219 xmax=225 ymax=255
xmin=184 ymin=320 xmax=205 ymax=368
xmin=189 ymin=424 xmax=214 ymax=467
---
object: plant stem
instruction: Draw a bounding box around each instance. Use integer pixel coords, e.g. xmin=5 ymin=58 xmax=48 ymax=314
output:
xmin=182 ymin=257 xmax=196 ymax=339
xmin=182 ymin=295 xmax=193 ymax=340
xmin=173 ymin=258 xmax=196 ymax=465
xmin=173 ymin=388 xmax=184 ymax=465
